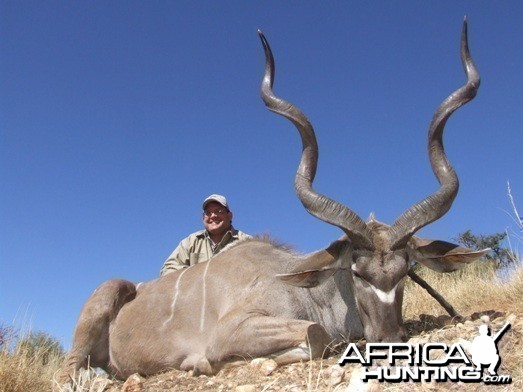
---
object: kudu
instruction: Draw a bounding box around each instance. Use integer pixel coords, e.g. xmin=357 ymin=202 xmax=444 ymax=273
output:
xmin=60 ymin=20 xmax=488 ymax=382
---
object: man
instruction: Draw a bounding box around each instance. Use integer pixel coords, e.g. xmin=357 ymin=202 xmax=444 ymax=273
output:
xmin=160 ymin=194 xmax=251 ymax=275
xmin=471 ymin=324 xmax=502 ymax=376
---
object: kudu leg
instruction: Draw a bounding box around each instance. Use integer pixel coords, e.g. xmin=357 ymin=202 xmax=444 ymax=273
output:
xmin=208 ymin=311 xmax=332 ymax=367
xmin=58 ymin=279 xmax=136 ymax=384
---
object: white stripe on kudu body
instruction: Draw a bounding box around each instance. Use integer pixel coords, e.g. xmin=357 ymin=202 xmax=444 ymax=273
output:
xmin=199 ymin=258 xmax=212 ymax=331
xmin=163 ymin=267 xmax=190 ymax=328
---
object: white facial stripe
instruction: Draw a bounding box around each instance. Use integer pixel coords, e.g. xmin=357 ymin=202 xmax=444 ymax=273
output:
xmin=371 ymin=284 xmax=397 ymax=304
xmin=352 ymin=264 xmax=405 ymax=304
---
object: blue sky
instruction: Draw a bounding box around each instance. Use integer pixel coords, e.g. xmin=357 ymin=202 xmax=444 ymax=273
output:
xmin=1 ymin=2 xmax=522 ymax=349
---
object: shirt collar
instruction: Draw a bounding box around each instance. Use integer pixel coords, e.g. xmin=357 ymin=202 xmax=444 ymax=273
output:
xmin=197 ymin=226 xmax=239 ymax=240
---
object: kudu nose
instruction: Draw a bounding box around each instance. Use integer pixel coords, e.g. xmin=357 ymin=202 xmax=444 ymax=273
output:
xmin=376 ymin=329 xmax=408 ymax=343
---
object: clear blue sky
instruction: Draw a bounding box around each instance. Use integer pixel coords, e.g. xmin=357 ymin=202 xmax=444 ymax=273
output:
xmin=1 ymin=2 xmax=522 ymax=349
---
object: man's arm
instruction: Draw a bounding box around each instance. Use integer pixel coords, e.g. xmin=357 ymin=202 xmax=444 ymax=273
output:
xmin=160 ymin=240 xmax=191 ymax=276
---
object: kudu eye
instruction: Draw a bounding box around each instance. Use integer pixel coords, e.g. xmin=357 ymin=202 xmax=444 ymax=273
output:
xmin=351 ymin=269 xmax=368 ymax=285
xmin=350 ymin=263 xmax=361 ymax=279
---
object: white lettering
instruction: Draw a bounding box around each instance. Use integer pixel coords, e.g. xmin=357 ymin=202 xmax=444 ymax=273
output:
xmin=338 ymin=342 xmax=511 ymax=385
xmin=388 ymin=343 xmax=413 ymax=366
xmin=446 ymin=343 xmax=472 ymax=365
xmin=366 ymin=343 xmax=390 ymax=363
xmin=338 ymin=343 xmax=366 ymax=365
xmin=423 ymin=343 xmax=447 ymax=365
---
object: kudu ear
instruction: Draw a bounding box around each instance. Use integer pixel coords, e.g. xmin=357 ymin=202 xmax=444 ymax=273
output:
xmin=277 ymin=269 xmax=338 ymax=288
xmin=408 ymin=237 xmax=490 ymax=273
xmin=276 ymin=238 xmax=349 ymax=288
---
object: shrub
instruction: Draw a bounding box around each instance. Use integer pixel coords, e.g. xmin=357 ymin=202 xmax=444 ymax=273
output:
xmin=0 ymin=327 xmax=64 ymax=392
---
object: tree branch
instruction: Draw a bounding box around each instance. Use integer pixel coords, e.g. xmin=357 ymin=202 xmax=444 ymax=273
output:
xmin=408 ymin=270 xmax=465 ymax=322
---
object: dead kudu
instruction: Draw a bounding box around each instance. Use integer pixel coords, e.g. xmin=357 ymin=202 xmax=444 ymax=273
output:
xmin=60 ymin=20 xmax=488 ymax=382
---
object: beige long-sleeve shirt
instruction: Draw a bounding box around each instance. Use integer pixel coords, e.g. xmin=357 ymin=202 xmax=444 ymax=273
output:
xmin=160 ymin=228 xmax=251 ymax=276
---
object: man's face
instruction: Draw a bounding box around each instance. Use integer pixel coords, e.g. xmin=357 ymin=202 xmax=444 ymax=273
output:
xmin=203 ymin=201 xmax=233 ymax=237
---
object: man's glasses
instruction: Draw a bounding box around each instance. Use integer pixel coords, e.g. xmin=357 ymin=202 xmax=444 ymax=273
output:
xmin=203 ymin=208 xmax=228 ymax=217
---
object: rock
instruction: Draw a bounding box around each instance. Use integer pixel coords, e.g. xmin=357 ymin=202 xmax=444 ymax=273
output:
xmin=408 ymin=337 xmax=428 ymax=345
xmin=249 ymin=357 xmax=268 ymax=367
xmin=347 ymin=366 xmax=380 ymax=392
xmin=506 ymin=313 xmax=517 ymax=324
xmin=121 ymin=373 xmax=144 ymax=392
xmin=470 ymin=310 xmax=504 ymax=321
xmin=491 ymin=311 xmax=505 ymax=320
xmin=328 ymin=364 xmax=345 ymax=386
xmin=436 ymin=315 xmax=453 ymax=326
xmin=259 ymin=359 xmax=278 ymax=375
xmin=480 ymin=315 xmax=490 ymax=323
xmin=97 ymin=378 xmax=117 ymax=392
xmin=419 ymin=314 xmax=439 ymax=326
xmin=250 ymin=357 xmax=279 ymax=375
xmin=235 ymin=385 xmax=257 ymax=392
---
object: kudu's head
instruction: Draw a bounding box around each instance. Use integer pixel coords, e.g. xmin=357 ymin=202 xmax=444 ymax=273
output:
xmin=258 ymin=20 xmax=488 ymax=343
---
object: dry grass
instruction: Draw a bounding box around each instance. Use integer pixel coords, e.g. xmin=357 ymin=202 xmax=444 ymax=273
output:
xmin=0 ymin=328 xmax=110 ymax=392
xmin=54 ymin=368 xmax=112 ymax=392
xmin=403 ymin=260 xmax=523 ymax=319
xmin=0 ymin=329 xmax=63 ymax=392
xmin=403 ymin=261 xmax=523 ymax=391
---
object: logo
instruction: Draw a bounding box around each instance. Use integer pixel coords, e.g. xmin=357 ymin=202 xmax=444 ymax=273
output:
xmin=338 ymin=321 xmax=512 ymax=385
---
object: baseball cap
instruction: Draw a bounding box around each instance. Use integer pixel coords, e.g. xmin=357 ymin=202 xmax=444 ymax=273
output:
xmin=202 ymin=194 xmax=229 ymax=210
